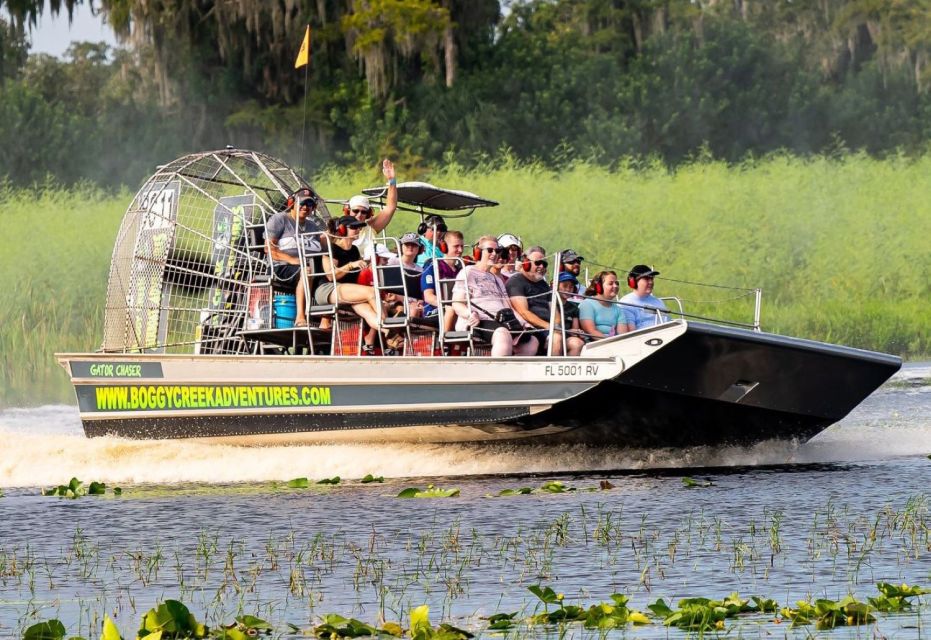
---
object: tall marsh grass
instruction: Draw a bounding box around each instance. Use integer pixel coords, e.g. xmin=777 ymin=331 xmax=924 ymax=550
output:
xmin=1 ymin=153 xmax=928 ymax=406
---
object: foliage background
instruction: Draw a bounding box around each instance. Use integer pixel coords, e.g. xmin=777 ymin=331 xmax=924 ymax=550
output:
xmin=1 ymin=154 xmax=928 ymax=405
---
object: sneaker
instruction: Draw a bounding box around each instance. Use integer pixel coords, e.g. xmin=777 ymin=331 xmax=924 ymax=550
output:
xmin=361 ymin=344 xmax=376 ymax=356
xmin=384 ymin=347 xmax=401 ymax=356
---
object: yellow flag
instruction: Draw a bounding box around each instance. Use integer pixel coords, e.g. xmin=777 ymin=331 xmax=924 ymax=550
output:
xmin=294 ymin=25 xmax=311 ymax=69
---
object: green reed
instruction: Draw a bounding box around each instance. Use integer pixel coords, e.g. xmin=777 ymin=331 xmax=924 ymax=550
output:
xmin=2 ymin=152 xmax=929 ymax=406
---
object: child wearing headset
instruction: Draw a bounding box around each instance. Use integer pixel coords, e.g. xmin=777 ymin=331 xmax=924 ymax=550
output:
xmin=619 ymin=264 xmax=669 ymax=330
xmin=578 ymin=271 xmax=634 ymax=340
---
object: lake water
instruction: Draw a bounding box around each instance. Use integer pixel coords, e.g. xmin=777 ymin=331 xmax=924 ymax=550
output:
xmin=1 ymin=363 xmax=929 ymax=638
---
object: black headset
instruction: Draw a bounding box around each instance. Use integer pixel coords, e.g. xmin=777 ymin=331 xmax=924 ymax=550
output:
xmin=286 ymin=187 xmax=315 ymax=210
xmin=418 ymin=215 xmax=446 ymax=236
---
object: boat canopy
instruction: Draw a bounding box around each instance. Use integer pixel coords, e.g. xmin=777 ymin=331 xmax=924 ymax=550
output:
xmin=362 ymin=181 xmax=498 ymax=211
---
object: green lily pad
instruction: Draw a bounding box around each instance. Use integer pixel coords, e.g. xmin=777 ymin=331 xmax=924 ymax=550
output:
xmin=397 ymin=485 xmax=460 ymax=498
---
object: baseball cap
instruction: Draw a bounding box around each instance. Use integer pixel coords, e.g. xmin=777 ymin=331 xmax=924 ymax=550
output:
xmin=400 ymin=232 xmax=420 ymax=245
xmin=629 ymin=264 xmax=660 ymax=280
xmin=497 ymin=233 xmax=521 ymax=249
xmin=561 ymin=250 xmax=584 ymax=263
xmin=557 ymin=271 xmax=579 ymax=284
xmin=337 ymin=215 xmax=367 ymax=229
xmin=374 ymin=244 xmax=396 ymax=259
xmin=348 ymin=195 xmax=372 ymax=212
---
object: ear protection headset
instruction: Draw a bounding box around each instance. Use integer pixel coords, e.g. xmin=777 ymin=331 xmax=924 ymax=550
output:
xmin=342 ymin=203 xmax=350 ymax=216
xmin=472 ymin=244 xmax=483 ymax=262
xmin=287 ymin=188 xmax=315 ymax=210
xmin=334 ymin=220 xmax=349 ymax=237
xmin=418 ymin=216 xmax=446 ymax=236
xmin=627 ymin=274 xmax=637 ymax=289
xmin=594 ymin=276 xmax=604 ymax=296
xmin=521 ymin=254 xmax=532 ymax=272
xmin=438 ymin=240 xmax=448 ymax=254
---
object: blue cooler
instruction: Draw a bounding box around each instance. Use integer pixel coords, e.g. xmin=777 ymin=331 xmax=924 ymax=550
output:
xmin=273 ymin=294 xmax=297 ymax=328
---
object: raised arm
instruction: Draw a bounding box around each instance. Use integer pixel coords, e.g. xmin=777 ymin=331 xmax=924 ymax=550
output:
xmin=369 ymin=159 xmax=397 ymax=233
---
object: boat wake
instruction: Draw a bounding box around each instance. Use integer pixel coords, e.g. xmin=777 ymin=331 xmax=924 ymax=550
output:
xmin=1 ymin=378 xmax=928 ymax=489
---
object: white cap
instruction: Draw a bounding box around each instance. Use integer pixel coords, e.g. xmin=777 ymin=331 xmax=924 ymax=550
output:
xmin=497 ymin=233 xmax=521 ymax=249
xmin=374 ymin=243 xmax=395 ymax=259
xmin=348 ymin=195 xmax=371 ymax=211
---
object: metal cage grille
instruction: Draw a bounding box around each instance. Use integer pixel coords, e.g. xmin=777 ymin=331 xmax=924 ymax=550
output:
xmin=101 ymin=149 xmax=321 ymax=354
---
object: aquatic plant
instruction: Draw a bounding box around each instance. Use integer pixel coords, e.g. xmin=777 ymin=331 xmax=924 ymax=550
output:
xmin=317 ymin=477 xmax=341 ymax=485
xmin=648 ymin=593 xmax=775 ymax=631
xmin=681 ymin=477 xmax=714 ymax=488
xmin=780 ymin=595 xmax=876 ymax=629
xmin=409 ymin=605 xmax=471 ymax=640
xmin=869 ymin=582 xmax=929 ymax=612
xmin=360 ymin=474 xmax=384 ymax=484
xmin=286 ymin=478 xmax=309 ymax=488
xmin=526 ymin=585 xmax=650 ymax=628
xmin=397 ymin=486 xmax=460 ymax=498
xmin=138 ymin=600 xmax=207 ymax=638
xmin=490 ymin=480 xmax=616 ymax=497
xmin=22 ymin=620 xmax=66 ymax=640
xmin=40 ymin=478 xmax=121 ymax=498
xmin=313 ymin=613 xmax=400 ymax=638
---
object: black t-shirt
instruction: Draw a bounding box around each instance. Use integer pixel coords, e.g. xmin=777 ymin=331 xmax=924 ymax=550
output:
xmin=506 ymin=273 xmax=552 ymax=322
xmin=563 ymin=300 xmax=580 ymax=325
xmin=331 ymin=243 xmax=362 ymax=284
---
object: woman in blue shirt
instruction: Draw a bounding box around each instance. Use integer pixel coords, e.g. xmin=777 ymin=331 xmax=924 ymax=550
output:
xmin=578 ymin=271 xmax=634 ymax=339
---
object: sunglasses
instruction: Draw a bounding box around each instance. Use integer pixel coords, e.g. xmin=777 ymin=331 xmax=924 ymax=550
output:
xmin=299 ymin=199 xmax=316 ymax=208
xmin=563 ymin=259 xmax=581 ymax=265
xmin=532 ymin=259 xmax=549 ymax=268
xmin=435 ymin=224 xmax=448 ymax=233
xmin=351 ymin=208 xmax=371 ymax=216
xmin=482 ymin=246 xmax=499 ymax=254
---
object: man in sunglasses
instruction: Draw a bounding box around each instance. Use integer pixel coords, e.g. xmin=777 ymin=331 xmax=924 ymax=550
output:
xmin=415 ymin=214 xmax=447 ymax=267
xmin=347 ymin=159 xmax=398 ymax=260
xmin=560 ymin=249 xmax=585 ymax=294
xmin=265 ymin=188 xmax=327 ymax=326
xmin=507 ymin=246 xmax=584 ymax=356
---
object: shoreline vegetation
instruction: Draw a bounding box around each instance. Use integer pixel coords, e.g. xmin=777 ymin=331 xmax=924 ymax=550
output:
xmin=2 ymin=152 xmax=929 ymax=407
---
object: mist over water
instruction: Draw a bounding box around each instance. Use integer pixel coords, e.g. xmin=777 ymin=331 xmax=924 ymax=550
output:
xmin=2 ymin=364 xmax=928 ymax=489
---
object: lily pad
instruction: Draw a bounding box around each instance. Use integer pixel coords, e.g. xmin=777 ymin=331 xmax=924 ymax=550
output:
xmin=397 ymin=485 xmax=460 ymax=499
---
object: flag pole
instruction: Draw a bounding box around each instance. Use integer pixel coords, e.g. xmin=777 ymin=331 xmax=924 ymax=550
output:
xmin=294 ymin=24 xmax=311 ymax=178
xmin=300 ymin=58 xmax=309 ymax=177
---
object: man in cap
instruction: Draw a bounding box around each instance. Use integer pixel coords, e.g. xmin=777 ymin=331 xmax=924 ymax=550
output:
xmin=506 ymin=246 xmax=584 ymax=356
xmin=560 ymin=250 xmax=585 ymax=293
xmin=619 ymin=264 xmax=669 ymax=330
xmin=348 ymin=159 xmax=398 ymax=260
xmin=265 ymin=188 xmax=327 ymax=326
xmin=416 ymin=214 xmax=447 ymax=267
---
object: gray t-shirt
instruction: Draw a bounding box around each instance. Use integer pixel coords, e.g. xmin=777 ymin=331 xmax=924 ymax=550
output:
xmin=265 ymin=211 xmax=324 ymax=265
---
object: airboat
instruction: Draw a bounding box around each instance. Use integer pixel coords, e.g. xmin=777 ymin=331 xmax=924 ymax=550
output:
xmin=56 ymin=149 xmax=901 ymax=446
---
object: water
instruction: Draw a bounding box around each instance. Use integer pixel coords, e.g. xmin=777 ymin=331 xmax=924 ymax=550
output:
xmin=1 ymin=364 xmax=929 ymax=638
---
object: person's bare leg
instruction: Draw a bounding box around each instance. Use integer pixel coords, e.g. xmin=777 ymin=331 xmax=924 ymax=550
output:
xmin=513 ymin=335 xmax=539 ymax=356
xmin=567 ymin=336 xmax=584 ymax=356
xmin=548 ymin=332 xmax=564 ymax=356
xmin=294 ymin=272 xmax=308 ymax=326
xmin=490 ymin=327 xmax=513 ymax=357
